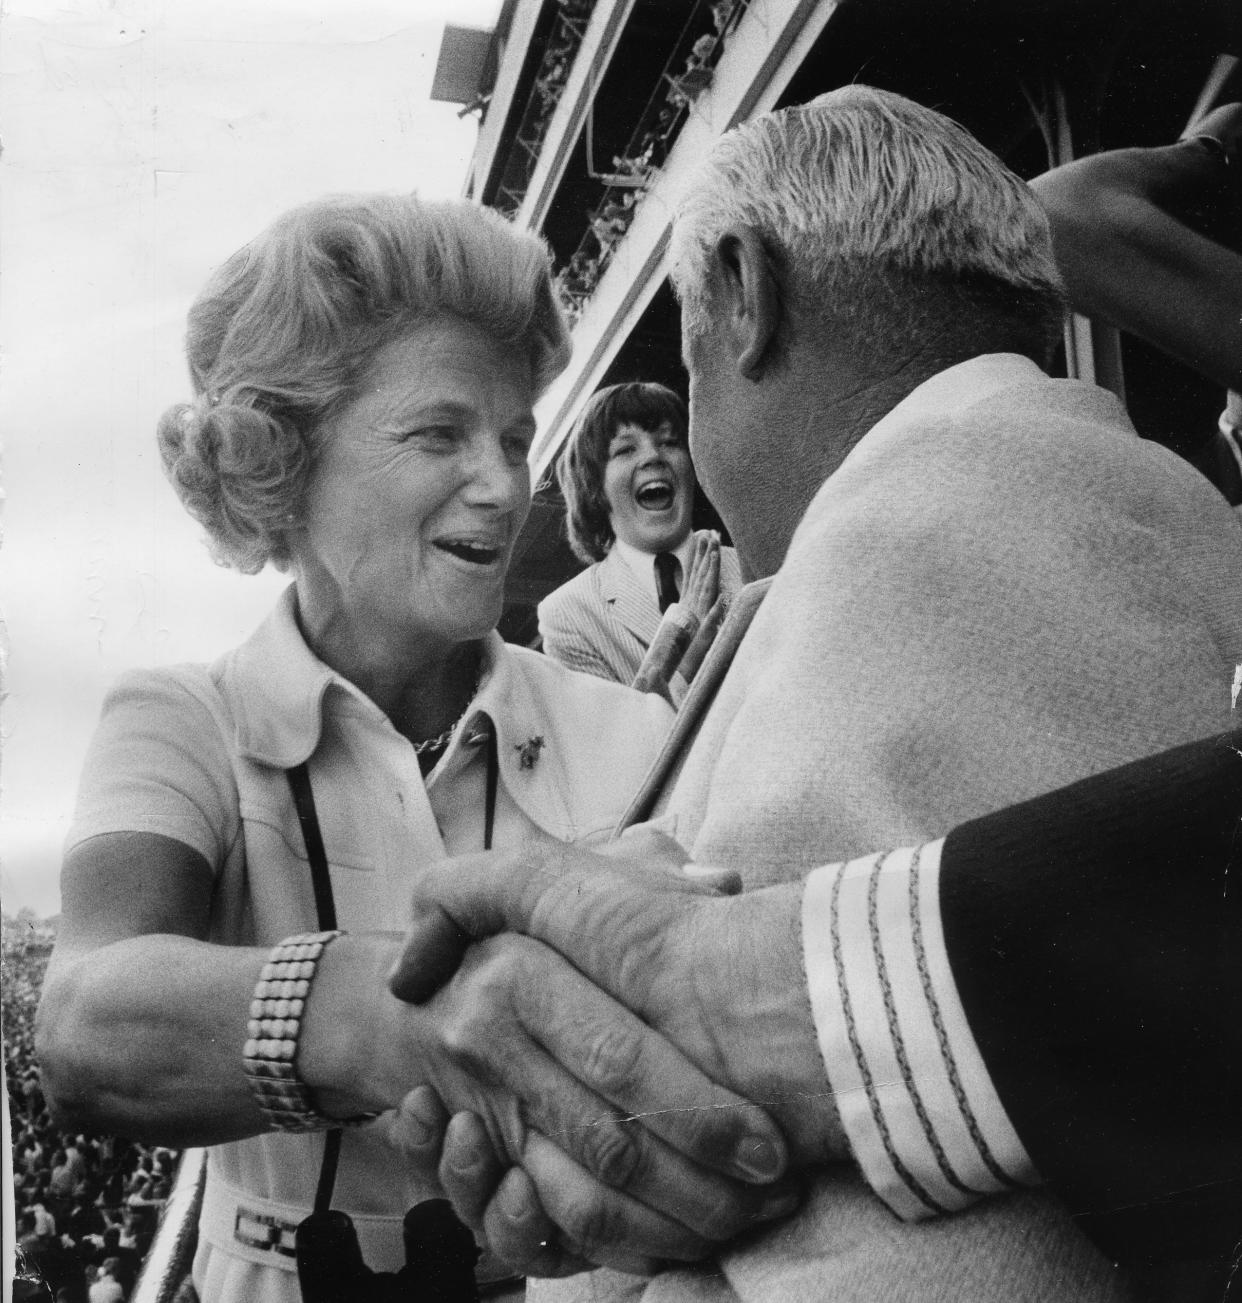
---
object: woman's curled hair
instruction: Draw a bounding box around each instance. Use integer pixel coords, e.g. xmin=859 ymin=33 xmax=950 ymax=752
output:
xmin=158 ymin=193 xmax=571 ymax=573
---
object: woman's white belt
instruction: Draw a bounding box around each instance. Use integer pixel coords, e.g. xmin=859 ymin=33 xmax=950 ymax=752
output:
xmin=199 ymin=1169 xmax=406 ymax=1273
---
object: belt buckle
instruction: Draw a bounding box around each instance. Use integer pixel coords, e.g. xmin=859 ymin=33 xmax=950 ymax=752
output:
xmin=234 ymin=1206 xmax=299 ymax=1258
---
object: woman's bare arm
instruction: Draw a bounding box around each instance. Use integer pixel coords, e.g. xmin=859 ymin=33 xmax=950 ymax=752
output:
xmin=37 ymin=832 xmax=275 ymax=1144
xmin=36 ymin=830 xmax=794 ymax=1271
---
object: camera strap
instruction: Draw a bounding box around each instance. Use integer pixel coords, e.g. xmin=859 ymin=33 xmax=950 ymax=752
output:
xmin=286 ymin=724 xmax=500 ymax=1213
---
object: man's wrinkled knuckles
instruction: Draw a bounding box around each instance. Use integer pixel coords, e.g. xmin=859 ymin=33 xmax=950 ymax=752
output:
xmin=514 ymin=1088 xmax=647 ymax=1196
xmin=572 ymin=1015 xmax=651 ymax=1099
xmin=572 ymin=1112 xmax=650 ymax=1191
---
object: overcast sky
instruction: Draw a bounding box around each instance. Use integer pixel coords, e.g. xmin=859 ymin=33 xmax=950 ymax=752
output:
xmin=1 ymin=0 xmax=504 ymax=916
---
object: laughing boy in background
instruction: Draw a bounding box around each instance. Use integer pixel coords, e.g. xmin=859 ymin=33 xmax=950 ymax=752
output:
xmin=538 ymin=382 xmax=741 ymax=703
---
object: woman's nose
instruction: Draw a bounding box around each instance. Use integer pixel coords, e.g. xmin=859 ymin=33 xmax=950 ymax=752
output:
xmin=463 ymin=438 xmax=527 ymax=509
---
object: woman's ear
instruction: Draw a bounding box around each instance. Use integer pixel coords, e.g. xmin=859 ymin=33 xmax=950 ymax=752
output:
xmin=705 ymin=226 xmax=781 ymax=382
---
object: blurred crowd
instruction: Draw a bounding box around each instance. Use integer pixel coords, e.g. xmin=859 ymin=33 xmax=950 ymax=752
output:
xmin=6 ymin=937 xmax=176 ymax=1303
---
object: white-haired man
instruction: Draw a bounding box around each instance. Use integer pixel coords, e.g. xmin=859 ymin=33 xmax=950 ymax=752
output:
xmin=396 ymin=87 xmax=1242 ymax=1301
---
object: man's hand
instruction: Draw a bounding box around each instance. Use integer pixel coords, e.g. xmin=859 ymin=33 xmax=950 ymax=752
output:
xmin=390 ymin=839 xmax=843 ymax=1166
xmin=355 ymin=926 xmax=796 ymax=1276
xmin=385 ymin=840 xmax=841 ymax=1272
xmin=1031 ymin=104 xmax=1242 ymax=392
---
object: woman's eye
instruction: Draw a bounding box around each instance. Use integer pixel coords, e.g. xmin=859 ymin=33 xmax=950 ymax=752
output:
xmin=408 ymin=425 xmax=456 ymax=445
xmin=609 ymin=444 xmax=634 ymax=459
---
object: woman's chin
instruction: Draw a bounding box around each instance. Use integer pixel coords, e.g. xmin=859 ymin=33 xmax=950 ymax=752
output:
xmin=428 ymin=600 xmax=503 ymax=650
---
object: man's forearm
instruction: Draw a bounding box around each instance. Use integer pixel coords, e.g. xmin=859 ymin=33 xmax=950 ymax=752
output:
xmin=803 ymin=728 xmax=1242 ymax=1261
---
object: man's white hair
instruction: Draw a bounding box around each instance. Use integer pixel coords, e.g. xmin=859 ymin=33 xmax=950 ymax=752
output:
xmin=670 ymin=85 xmax=1065 ymax=353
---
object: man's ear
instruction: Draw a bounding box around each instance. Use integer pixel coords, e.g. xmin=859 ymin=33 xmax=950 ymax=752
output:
xmin=706 ymin=226 xmax=781 ymax=382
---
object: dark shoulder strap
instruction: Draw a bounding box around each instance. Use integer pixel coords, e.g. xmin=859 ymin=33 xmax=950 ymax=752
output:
xmin=286 ymin=761 xmax=336 ymax=931
xmin=285 ymin=762 xmax=342 ymax=1215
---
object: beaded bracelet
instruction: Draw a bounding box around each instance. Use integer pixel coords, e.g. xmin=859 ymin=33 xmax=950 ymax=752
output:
xmin=242 ymin=930 xmax=371 ymax=1132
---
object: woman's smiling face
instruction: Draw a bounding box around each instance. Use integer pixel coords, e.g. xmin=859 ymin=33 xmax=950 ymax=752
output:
xmin=291 ymin=315 xmax=536 ymax=659
xmin=602 ymin=419 xmax=695 ymax=554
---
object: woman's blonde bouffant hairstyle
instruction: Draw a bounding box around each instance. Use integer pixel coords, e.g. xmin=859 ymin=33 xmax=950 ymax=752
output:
xmin=157 ymin=194 xmax=571 ymax=573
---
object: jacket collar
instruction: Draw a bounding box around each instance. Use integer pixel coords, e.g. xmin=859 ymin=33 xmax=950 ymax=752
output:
xmin=598 ymin=547 xmax=661 ymax=643
xmin=869 ymin=352 xmax=1048 ymax=430
xmin=221 ymin=586 xmax=351 ymax=768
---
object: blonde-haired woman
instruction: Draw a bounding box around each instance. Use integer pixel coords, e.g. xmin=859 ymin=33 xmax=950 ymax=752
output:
xmin=36 ymin=194 xmax=788 ymax=1302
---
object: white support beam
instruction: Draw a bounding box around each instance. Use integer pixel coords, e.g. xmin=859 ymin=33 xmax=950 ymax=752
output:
xmin=1038 ymin=76 xmax=1126 ymax=400
xmin=531 ymin=0 xmax=840 ymax=478
xmin=518 ymin=0 xmax=638 ymax=232
xmin=466 ymin=0 xmax=548 ymax=201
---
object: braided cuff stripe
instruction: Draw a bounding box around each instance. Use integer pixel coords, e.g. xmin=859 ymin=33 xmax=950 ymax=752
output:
xmin=802 ymin=843 xmax=1036 ymax=1220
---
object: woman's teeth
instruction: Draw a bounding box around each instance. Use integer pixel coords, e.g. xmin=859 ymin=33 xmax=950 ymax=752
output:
xmin=437 ymin=540 xmax=500 ymax=564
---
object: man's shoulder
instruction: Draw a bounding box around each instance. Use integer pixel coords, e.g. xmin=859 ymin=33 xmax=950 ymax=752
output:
xmin=896 ymin=371 xmax=1134 ymax=468
xmin=774 ymin=368 xmax=1242 ymax=641
xmin=821 ymin=372 xmax=1225 ymax=526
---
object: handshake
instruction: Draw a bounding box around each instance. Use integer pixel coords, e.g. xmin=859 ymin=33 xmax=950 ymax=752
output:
xmin=378 ymin=830 xmax=843 ymax=1278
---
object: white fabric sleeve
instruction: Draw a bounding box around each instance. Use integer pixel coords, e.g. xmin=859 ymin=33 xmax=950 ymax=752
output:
xmin=801 ymin=841 xmax=1037 ymax=1220
xmin=67 ymin=668 xmax=239 ymax=869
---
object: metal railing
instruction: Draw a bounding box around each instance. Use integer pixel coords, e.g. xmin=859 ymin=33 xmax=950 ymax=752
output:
xmin=131 ymin=1149 xmax=207 ymax=1303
